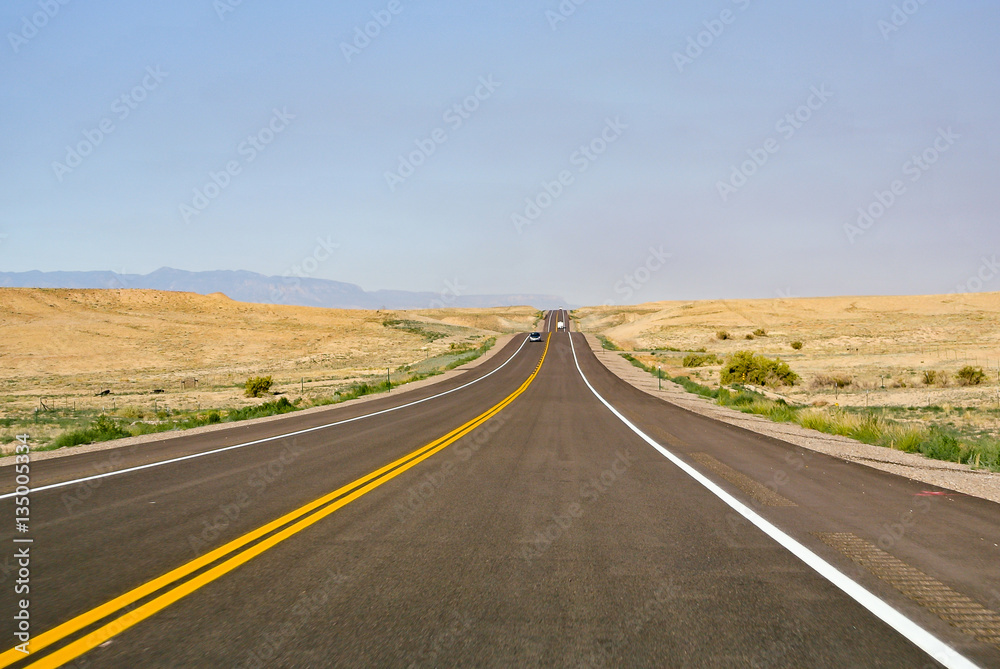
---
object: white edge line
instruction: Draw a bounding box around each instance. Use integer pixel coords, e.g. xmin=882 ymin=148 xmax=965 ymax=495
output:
xmin=566 ymin=332 xmax=979 ymax=669
xmin=2 ymin=335 xmax=532 ymax=501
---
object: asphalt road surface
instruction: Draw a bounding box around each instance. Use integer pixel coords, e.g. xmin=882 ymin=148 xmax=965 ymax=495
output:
xmin=1 ymin=310 xmax=998 ymax=667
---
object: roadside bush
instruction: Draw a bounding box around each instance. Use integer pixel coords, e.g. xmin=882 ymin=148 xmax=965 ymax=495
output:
xmin=957 ymin=366 xmax=986 ymax=386
xmin=228 ymin=396 xmax=296 ymax=421
xmin=813 ymin=374 xmax=853 ymax=389
xmin=753 ymin=328 xmax=768 ymax=337
xmin=720 ymin=351 xmax=799 ymax=387
xmin=798 ymin=409 xmax=834 ymax=433
xmin=245 ymin=375 xmax=274 ymax=398
xmin=790 ymin=341 xmax=803 ymax=350
xmin=745 ymin=333 xmax=755 ymax=340
xmin=919 ymin=429 xmax=963 ymax=462
xmin=716 ymin=330 xmax=731 ymax=341
xmin=682 ymin=353 xmax=720 ymax=368
xmin=922 ymin=370 xmax=938 ymax=386
xmin=53 ymin=414 xmax=131 ymax=449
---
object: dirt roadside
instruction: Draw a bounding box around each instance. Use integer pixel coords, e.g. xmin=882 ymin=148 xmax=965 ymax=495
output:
xmin=584 ymin=334 xmax=1000 ymax=505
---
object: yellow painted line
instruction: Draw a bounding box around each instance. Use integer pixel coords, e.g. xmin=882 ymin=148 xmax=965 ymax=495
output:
xmin=4 ymin=335 xmax=550 ymax=669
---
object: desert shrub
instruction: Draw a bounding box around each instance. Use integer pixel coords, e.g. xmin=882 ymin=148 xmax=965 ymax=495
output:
xmin=922 ymin=370 xmax=938 ymax=386
xmin=682 ymin=353 xmax=720 ymax=368
xmin=790 ymin=341 xmax=803 ymax=350
xmin=813 ymin=374 xmax=853 ymax=389
xmin=753 ymin=328 xmax=768 ymax=337
xmin=919 ymin=429 xmax=962 ymax=462
xmin=890 ymin=426 xmax=926 ymax=453
xmin=245 ymin=375 xmax=274 ymax=398
xmin=53 ymin=414 xmax=131 ymax=449
xmin=798 ymin=409 xmax=834 ymax=432
xmin=207 ymin=411 xmax=221 ymax=424
xmin=716 ymin=330 xmax=731 ymax=340
xmin=850 ymin=413 xmax=885 ymax=444
xmin=745 ymin=333 xmax=755 ymax=340
xmin=720 ymin=351 xmax=799 ymax=387
xmin=957 ymin=366 xmax=986 ymax=386
xmin=228 ymin=396 xmax=295 ymax=421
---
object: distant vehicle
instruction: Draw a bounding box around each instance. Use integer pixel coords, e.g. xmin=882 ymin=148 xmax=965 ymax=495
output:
xmin=528 ymin=332 xmax=542 ymax=342
xmin=557 ymin=320 xmax=565 ymax=331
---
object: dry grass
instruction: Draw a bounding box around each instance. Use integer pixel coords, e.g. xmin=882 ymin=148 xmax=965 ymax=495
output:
xmin=0 ymin=288 xmax=539 ymax=448
xmin=576 ymin=292 xmax=1000 ymax=411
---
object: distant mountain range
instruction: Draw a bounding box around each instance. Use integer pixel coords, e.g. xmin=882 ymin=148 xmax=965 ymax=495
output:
xmin=0 ymin=268 xmax=567 ymax=310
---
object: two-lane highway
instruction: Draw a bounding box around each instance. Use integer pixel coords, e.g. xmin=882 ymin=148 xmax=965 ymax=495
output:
xmin=1 ymin=311 xmax=997 ymax=667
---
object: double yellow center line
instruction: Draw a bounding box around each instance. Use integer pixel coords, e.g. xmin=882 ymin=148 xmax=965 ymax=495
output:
xmin=4 ymin=334 xmax=550 ymax=669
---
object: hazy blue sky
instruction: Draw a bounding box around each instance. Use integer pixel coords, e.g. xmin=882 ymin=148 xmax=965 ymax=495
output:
xmin=3 ymin=1 xmax=998 ymax=305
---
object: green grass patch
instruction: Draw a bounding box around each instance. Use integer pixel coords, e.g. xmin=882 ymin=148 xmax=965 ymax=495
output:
xmin=622 ymin=356 xmax=1000 ymax=472
xmin=226 ymin=396 xmax=298 ymax=421
xmin=51 ymin=415 xmax=130 ymax=449
xmin=682 ymin=353 xmax=720 ymax=368
xmin=382 ymin=318 xmax=449 ymax=342
xmin=598 ymin=335 xmax=622 ymax=351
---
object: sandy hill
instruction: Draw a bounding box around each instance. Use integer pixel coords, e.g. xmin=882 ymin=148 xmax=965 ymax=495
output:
xmin=576 ymin=293 xmax=1000 ymax=355
xmin=0 ymin=288 xmax=537 ymax=385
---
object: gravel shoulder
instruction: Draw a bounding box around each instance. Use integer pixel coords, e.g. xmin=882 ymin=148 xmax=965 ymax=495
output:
xmin=1 ymin=334 xmax=517 ymax=468
xmin=584 ymin=334 xmax=1000 ymax=505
